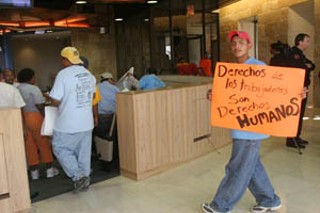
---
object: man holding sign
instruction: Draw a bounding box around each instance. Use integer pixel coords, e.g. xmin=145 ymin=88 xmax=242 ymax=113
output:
xmin=202 ymin=31 xmax=283 ymax=213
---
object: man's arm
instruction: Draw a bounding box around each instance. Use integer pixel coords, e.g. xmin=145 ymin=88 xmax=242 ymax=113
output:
xmin=305 ymin=58 xmax=315 ymax=71
xmin=50 ymin=98 xmax=61 ymax=107
xmin=93 ymin=104 xmax=98 ymax=127
xmin=207 ymin=89 xmax=212 ymax=101
xmin=35 ymin=103 xmax=45 ymax=117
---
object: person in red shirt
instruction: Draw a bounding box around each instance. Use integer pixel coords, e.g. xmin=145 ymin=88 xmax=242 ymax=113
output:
xmin=199 ymin=52 xmax=212 ymax=76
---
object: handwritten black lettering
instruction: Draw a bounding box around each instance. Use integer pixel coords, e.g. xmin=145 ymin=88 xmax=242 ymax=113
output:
xmin=272 ymin=71 xmax=283 ymax=80
xmin=216 ymin=101 xmax=270 ymax=118
xmin=239 ymin=79 xmax=288 ymax=97
xmin=225 ymin=78 xmax=237 ymax=89
xmin=228 ymin=94 xmax=250 ymax=104
xmin=217 ymin=64 xmax=266 ymax=78
xmin=236 ymin=97 xmax=300 ymax=128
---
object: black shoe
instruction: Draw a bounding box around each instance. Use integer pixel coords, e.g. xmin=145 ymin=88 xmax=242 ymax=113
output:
xmin=30 ymin=191 xmax=39 ymax=199
xmin=286 ymin=140 xmax=306 ymax=149
xmin=73 ymin=176 xmax=90 ymax=194
xmin=296 ymin=137 xmax=309 ymax=145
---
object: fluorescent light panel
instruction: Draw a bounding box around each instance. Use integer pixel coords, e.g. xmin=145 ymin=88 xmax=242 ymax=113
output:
xmin=76 ymin=1 xmax=87 ymax=4
xmin=147 ymin=0 xmax=158 ymax=4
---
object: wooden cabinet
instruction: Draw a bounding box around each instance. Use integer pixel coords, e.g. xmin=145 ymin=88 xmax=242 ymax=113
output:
xmin=116 ymin=82 xmax=231 ymax=180
xmin=0 ymin=109 xmax=31 ymax=213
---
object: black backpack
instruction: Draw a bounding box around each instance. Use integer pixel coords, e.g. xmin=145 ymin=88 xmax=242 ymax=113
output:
xmin=270 ymin=40 xmax=292 ymax=67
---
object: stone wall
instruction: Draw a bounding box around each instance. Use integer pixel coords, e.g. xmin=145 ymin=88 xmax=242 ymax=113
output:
xmin=219 ymin=0 xmax=318 ymax=106
xmin=70 ymin=6 xmax=117 ymax=81
xmin=219 ymin=0 xmax=310 ymax=63
xmin=71 ymin=29 xmax=117 ymax=81
xmin=313 ymin=0 xmax=320 ymax=107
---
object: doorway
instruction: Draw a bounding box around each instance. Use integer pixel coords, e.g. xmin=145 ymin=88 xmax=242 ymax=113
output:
xmin=239 ymin=16 xmax=258 ymax=58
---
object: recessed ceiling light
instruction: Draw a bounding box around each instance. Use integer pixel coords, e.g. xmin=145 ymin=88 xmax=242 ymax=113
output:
xmin=35 ymin=30 xmax=45 ymax=34
xmin=76 ymin=1 xmax=87 ymax=4
xmin=115 ymin=18 xmax=123 ymax=22
xmin=144 ymin=18 xmax=149 ymax=22
xmin=147 ymin=0 xmax=158 ymax=4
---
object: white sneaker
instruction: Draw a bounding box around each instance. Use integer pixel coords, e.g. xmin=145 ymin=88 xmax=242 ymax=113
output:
xmin=250 ymin=204 xmax=282 ymax=213
xmin=46 ymin=167 xmax=59 ymax=178
xmin=31 ymin=169 xmax=40 ymax=180
xmin=201 ymin=203 xmax=231 ymax=213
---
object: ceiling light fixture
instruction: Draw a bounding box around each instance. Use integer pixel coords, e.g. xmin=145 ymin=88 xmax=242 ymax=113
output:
xmin=76 ymin=1 xmax=87 ymax=4
xmin=147 ymin=0 xmax=158 ymax=4
xmin=115 ymin=18 xmax=123 ymax=22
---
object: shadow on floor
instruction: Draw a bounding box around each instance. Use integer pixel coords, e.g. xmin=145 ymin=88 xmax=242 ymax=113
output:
xmin=29 ymin=156 xmax=120 ymax=203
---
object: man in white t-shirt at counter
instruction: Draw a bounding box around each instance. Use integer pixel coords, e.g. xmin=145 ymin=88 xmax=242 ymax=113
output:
xmin=49 ymin=47 xmax=96 ymax=193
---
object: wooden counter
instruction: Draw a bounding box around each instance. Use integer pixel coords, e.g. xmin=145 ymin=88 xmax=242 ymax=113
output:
xmin=0 ymin=109 xmax=31 ymax=213
xmin=116 ymin=80 xmax=231 ymax=180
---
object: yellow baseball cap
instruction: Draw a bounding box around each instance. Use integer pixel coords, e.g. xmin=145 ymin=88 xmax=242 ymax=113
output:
xmin=61 ymin=47 xmax=83 ymax=65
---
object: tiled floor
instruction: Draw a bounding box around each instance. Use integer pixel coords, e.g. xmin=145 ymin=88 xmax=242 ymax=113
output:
xmin=32 ymin=108 xmax=320 ymax=213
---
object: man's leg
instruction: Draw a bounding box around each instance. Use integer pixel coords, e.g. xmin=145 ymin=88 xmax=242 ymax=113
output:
xmin=287 ymin=93 xmax=308 ymax=148
xmin=248 ymin=158 xmax=281 ymax=209
xmin=52 ymin=131 xmax=83 ymax=181
xmin=77 ymin=130 xmax=93 ymax=177
xmin=208 ymin=139 xmax=261 ymax=212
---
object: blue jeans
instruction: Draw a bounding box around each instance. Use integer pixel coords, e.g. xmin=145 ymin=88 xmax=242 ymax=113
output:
xmin=210 ymin=139 xmax=280 ymax=212
xmin=52 ymin=130 xmax=92 ymax=181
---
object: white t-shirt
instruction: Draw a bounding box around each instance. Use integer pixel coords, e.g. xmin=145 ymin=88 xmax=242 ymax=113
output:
xmin=50 ymin=65 xmax=96 ymax=133
xmin=0 ymin=82 xmax=25 ymax=108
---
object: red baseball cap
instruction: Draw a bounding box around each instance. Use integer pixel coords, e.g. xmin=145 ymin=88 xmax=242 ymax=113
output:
xmin=228 ymin=30 xmax=252 ymax=44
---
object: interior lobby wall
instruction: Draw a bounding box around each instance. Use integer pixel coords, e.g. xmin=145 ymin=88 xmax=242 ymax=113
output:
xmin=70 ymin=6 xmax=117 ymax=81
xmin=11 ymin=35 xmax=69 ymax=90
xmin=71 ymin=29 xmax=117 ymax=81
xmin=219 ymin=0 xmax=318 ymax=106
xmin=314 ymin=0 xmax=320 ymax=107
xmin=218 ymin=0 xmax=310 ymax=63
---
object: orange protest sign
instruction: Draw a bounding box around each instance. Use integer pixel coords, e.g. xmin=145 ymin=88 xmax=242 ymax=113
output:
xmin=211 ymin=62 xmax=305 ymax=137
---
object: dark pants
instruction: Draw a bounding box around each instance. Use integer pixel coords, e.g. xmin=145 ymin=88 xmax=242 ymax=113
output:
xmin=288 ymin=88 xmax=308 ymax=141
xmin=296 ymin=93 xmax=308 ymax=137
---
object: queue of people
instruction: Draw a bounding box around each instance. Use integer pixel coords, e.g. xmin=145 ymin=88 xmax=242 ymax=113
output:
xmin=0 ymin=67 xmax=59 ymax=181
xmin=0 ymin=47 xmax=168 ymax=194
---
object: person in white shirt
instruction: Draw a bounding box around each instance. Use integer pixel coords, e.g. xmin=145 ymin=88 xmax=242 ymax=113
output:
xmin=49 ymin=47 xmax=96 ymax=193
xmin=0 ymin=71 xmax=25 ymax=108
